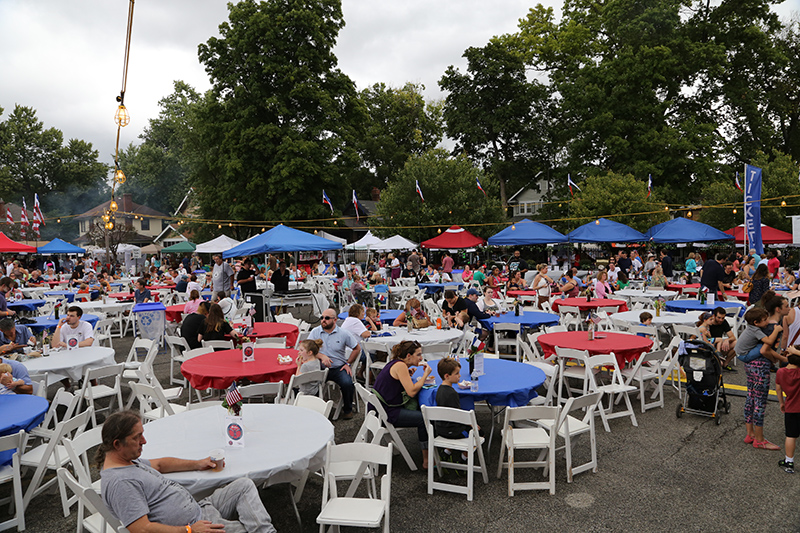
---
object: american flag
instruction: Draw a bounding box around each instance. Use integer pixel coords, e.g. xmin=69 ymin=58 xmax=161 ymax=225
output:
xmin=352 ymin=190 xmax=361 ymax=222
xmin=34 ymin=193 xmax=45 ymax=227
xmin=225 ymin=382 xmax=242 ymax=406
xmin=20 ymin=198 xmax=29 ymax=238
xmin=5 ymin=208 xmax=12 ymax=225
xmin=415 ymin=180 xmax=425 ymax=202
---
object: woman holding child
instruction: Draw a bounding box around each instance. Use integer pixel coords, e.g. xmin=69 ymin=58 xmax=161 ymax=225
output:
xmin=371 ymin=340 xmax=431 ymax=468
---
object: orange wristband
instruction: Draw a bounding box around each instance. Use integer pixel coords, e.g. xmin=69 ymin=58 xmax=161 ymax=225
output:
xmin=186 ymin=526 xmax=191 ymax=533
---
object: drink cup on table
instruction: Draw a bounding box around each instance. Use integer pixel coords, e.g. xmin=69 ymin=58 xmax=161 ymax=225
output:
xmin=210 ymin=449 xmax=225 ymax=472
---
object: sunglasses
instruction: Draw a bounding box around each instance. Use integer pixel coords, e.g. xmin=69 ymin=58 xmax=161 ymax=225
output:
xmin=321 ymin=316 xmax=335 ymax=320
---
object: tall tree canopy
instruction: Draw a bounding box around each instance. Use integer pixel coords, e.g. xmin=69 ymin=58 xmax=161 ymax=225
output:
xmin=191 ymin=0 xmax=364 ymax=233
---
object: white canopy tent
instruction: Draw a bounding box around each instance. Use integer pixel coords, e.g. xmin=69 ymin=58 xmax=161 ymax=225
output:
xmin=317 ymin=231 xmax=347 ymax=245
xmin=195 ymin=234 xmax=243 ymax=254
xmin=374 ymin=235 xmax=417 ymax=251
xmin=345 ymin=231 xmax=383 ymax=250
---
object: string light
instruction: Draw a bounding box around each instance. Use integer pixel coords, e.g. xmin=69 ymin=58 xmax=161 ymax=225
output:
xmin=595 ymin=219 xmax=600 ymax=225
xmin=782 ymin=200 xmax=787 ymax=207
xmin=56 ymin=218 xmax=61 ymax=223
xmin=114 ymin=105 xmax=130 ymax=127
xmin=732 ymin=208 xmax=737 ymax=214
xmin=114 ymin=168 xmax=126 ymax=184
xmin=687 ymin=211 xmax=693 ymax=218
xmin=109 ymin=200 xmax=118 ymax=212
xmin=511 ymin=225 xmax=516 ymax=230
xmin=437 ymin=228 xmax=442 ymax=233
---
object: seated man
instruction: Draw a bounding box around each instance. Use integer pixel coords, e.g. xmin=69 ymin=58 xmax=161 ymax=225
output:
xmin=308 ymin=308 xmax=357 ymax=419
xmin=0 ymin=355 xmax=32 ymax=394
xmin=100 ymin=410 xmax=276 ymax=533
xmin=0 ymin=317 xmax=34 ymax=355
xmin=27 ymin=269 xmax=47 ymax=287
xmin=53 ymin=306 xmax=95 ymax=349
xmin=133 ymin=279 xmax=152 ymax=304
xmin=710 ymin=306 xmax=738 ymax=371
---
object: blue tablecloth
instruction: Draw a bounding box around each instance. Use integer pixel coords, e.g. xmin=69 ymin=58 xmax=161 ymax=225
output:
xmin=0 ymin=395 xmax=49 ymax=465
xmin=415 ymin=358 xmax=545 ymax=410
xmin=44 ymin=290 xmax=77 ymax=302
xmin=7 ymin=299 xmax=46 ymax=313
xmin=665 ymin=300 xmax=746 ymax=316
xmin=338 ymin=309 xmax=403 ymax=323
xmin=419 ymin=282 xmax=464 ymax=295
xmin=27 ymin=313 xmax=100 ymax=333
xmin=480 ymin=311 xmax=560 ymax=331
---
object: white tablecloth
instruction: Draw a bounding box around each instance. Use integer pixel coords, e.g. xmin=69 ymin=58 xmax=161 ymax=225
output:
xmin=72 ymin=301 xmax=131 ymax=314
xmin=615 ymin=289 xmax=678 ymax=299
xmin=22 ymin=346 xmax=116 ymax=384
xmin=141 ymin=404 xmax=334 ymax=496
xmin=368 ymin=326 xmax=465 ymax=349
xmin=613 ymin=310 xmax=703 ymax=327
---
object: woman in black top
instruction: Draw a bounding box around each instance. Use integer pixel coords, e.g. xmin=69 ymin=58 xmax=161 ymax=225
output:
xmin=749 ymin=263 xmax=771 ymax=305
xmin=199 ymin=303 xmax=239 ymax=344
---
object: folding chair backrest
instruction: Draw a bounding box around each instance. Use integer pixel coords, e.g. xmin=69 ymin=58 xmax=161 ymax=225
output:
xmin=503 ymin=404 xmax=559 ymax=427
xmin=126 ymin=337 xmax=155 ymax=364
xmin=240 ymin=381 xmax=285 ymax=404
xmin=62 ymin=426 xmax=103 ymax=486
xmin=184 ymin=347 xmax=214 ymax=360
xmin=131 ymin=381 xmax=176 ymax=417
xmin=554 ymin=346 xmax=589 ymax=362
xmin=673 ymin=324 xmax=700 ymax=340
xmin=545 ymin=325 xmax=567 ymax=333
xmin=559 ymin=305 xmax=581 ymax=315
xmin=421 ymin=405 xmax=478 ymax=432
xmin=354 ymin=411 xmax=386 ymax=444
xmin=355 ymin=382 xmax=389 ymax=421
xmin=561 ymin=391 xmax=603 ymax=426
xmin=0 ymin=430 xmax=26 ymax=531
xmin=254 ymin=337 xmax=286 ymax=348
xmin=286 ymin=368 xmax=329 ymax=402
xmin=84 ymin=363 xmax=125 ymax=384
xmin=39 ymin=388 xmax=80 ymax=433
xmin=56 ymin=468 xmax=126 ymax=533
xmin=586 ymin=353 xmax=624 ymax=385
xmin=421 ymin=342 xmax=452 ymax=362
xmin=165 ymin=334 xmax=189 ymax=355
xmin=202 ymin=340 xmax=234 ymax=350
xmin=294 ymin=393 xmax=333 ymax=418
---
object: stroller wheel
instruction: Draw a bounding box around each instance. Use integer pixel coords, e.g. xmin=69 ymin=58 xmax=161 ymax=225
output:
xmin=675 ymin=403 xmax=683 ymax=418
xmin=725 ymin=401 xmax=731 ymax=414
xmin=715 ymin=414 xmax=723 ymax=425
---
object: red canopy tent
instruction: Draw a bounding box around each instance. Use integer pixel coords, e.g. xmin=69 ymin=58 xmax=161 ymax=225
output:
xmin=420 ymin=225 xmax=485 ymax=249
xmin=723 ymin=224 xmax=793 ymax=245
xmin=0 ymin=232 xmax=37 ymax=253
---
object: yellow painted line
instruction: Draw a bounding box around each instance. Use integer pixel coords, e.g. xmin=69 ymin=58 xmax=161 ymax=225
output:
xmin=668 ymin=375 xmax=777 ymax=396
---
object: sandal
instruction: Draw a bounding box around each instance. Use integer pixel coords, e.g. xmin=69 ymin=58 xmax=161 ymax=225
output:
xmin=744 ymin=435 xmax=754 ymax=444
xmin=753 ymin=439 xmax=780 ymax=450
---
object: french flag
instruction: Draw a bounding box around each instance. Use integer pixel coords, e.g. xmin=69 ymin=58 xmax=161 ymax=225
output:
xmin=647 ymin=174 xmax=652 ymax=198
xmin=415 ymin=180 xmax=425 ymax=202
xmin=735 ymin=172 xmax=742 ymax=191
xmin=476 ymin=177 xmax=487 ymax=196
xmin=352 ymin=190 xmax=361 ymax=222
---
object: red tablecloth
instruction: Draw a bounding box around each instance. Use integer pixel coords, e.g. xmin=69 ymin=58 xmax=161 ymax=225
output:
xmin=724 ymin=290 xmax=750 ymax=301
xmin=147 ymin=284 xmax=177 ymax=291
xmin=231 ymin=322 xmax=299 ymax=346
xmin=108 ymin=292 xmax=134 ymax=301
xmin=507 ymin=290 xmax=562 ymax=298
xmin=551 ymin=298 xmax=629 ymax=313
xmin=538 ymin=331 xmax=653 ymax=368
xmin=46 ymin=280 xmax=70 ymax=287
xmin=166 ymin=304 xmax=185 ymax=322
xmin=666 ymin=283 xmax=748 ymax=301
xmin=181 ymin=348 xmax=298 ymax=390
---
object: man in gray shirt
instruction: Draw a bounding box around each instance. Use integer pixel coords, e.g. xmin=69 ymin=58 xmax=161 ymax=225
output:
xmin=211 ymin=255 xmax=235 ymax=297
xmin=99 ymin=410 xmax=275 ymax=533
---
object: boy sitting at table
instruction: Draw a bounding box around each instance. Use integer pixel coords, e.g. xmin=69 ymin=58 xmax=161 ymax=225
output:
xmin=434 ymin=358 xmax=482 ymax=461
xmin=364 ymin=307 xmax=381 ymax=331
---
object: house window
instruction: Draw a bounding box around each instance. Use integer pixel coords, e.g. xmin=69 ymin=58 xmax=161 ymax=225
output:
xmin=79 ymin=220 xmax=86 ymax=233
xmin=140 ymin=218 xmax=150 ymax=231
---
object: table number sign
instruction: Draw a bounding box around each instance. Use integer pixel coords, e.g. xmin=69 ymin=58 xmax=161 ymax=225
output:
xmin=224 ymin=415 xmax=245 ymax=448
xmin=241 ymin=342 xmax=255 ymax=363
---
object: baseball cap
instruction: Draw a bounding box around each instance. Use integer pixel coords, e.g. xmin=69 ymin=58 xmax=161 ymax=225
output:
xmin=466 ymin=288 xmax=480 ymax=296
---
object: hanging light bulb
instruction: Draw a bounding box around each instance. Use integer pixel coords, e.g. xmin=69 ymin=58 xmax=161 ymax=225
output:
xmin=687 ymin=211 xmax=693 ymax=218
xmin=334 ymin=220 xmax=337 ymax=225
xmin=114 ymin=168 xmax=126 ymax=184
xmin=114 ymin=105 xmax=130 ymax=127
xmin=782 ymin=200 xmax=787 ymax=207
xmin=56 ymin=218 xmax=61 ymax=223
xmin=733 ymin=208 xmax=737 ymax=214
xmin=595 ymin=219 xmax=600 ymax=225
xmin=228 ymin=222 xmax=232 ymax=227
xmin=261 ymin=228 xmax=265 ymax=232
xmin=511 ymin=224 xmax=516 ymax=230
xmin=664 ymin=206 xmax=669 ymax=211
xmin=102 ymin=214 xmax=109 ymax=223
xmin=109 ymin=200 xmax=118 ymax=212
xmin=218 ymin=224 xmax=222 ymax=229
xmin=437 ymin=228 xmax=442 ymax=234
xmin=558 ymin=203 xmax=562 ymax=208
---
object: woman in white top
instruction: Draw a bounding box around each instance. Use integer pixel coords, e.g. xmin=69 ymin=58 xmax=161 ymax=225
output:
xmin=477 ymin=286 xmax=502 ymax=314
xmin=531 ymin=263 xmax=553 ymax=306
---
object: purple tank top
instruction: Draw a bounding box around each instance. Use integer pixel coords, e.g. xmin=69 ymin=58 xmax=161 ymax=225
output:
xmin=371 ymin=359 xmax=406 ymax=424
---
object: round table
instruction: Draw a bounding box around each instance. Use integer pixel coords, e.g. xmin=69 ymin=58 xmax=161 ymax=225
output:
xmin=0 ymin=395 xmax=49 ymax=465
xmin=418 ymin=282 xmax=464 ymax=295
xmin=612 ymin=310 xmax=703 ymax=327
xmin=666 ymin=283 xmax=700 ymax=293
xmin=181 ymin=348 xmax=298 ymax=390
xmin=72 ymin=301 xmax=130 ymax=315
xmin=7 ymin=299 xmax=46 ymax=313
xmin=414 ymin=358 xmax=546 ymax=410
xmin=538 ymin=331 xmax=653 ymax=368
xmin=22 ymin=346 xmax=115 ymax=385
xmin=165 ymin=304 xmax=185 ymax=323
xmin=43 ymin=290 xmax=77 ymax=302
xmin=141 ymin=404 xmax=334 ymax=495
xmin=45 ymin=280 xmax=70 ymax=288
xmin=366 ymin=326 xmax=464 ymax=349
xmin=615 ymin=289 xmax=678 ymax=299
xmin=665 ymin=299 xmax=745 ymax=315
xmin=108 ymin=292 xmax=134 ymax=302
xmin=551 ymin=298 xmax=629 ymax=313
xmin=723 ymin=290 xmax=750 ymax=301
xmin=27 ymin=313 xmax=100 ymax=333
xmin=506 ymin=290 xmax=540 ymax=298
xmin=234 ymin=323 xmax=299 ymax=346
xmin=337 ymin=309 xmax=402 ymax=323
xmin=480 ymin=311 xmax=560 ymax=330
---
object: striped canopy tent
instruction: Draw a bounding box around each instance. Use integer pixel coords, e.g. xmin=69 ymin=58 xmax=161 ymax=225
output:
xmin=420 ymin=226 xmax=485 ymax=249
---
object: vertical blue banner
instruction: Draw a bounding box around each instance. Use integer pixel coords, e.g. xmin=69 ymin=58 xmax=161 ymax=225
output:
xmin=744 ymin=164 xmax=763 ymax=255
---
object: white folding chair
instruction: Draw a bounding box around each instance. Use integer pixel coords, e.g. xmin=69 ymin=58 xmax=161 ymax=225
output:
xmin=317 ymin=441 xmax=393 ymax=533
xmin=186 ymin=400 xmax=223 ymax=410
xmin=627 ymin=324 xmax=661 ymax=350
xmin=545 ymin=324 xmax=568 ymax=333
xmin=554 ymin=346 xmax=591 ymax=405
xmin=30 ymin=372 xmax=49 ymax=398
xmin=421 ymin=405 xmax=488 ymax=501
xmin=492 ymin=322 xmax=521 ymax=360
xmin=293 ymin=392 xmax=334 ymax=418
xmin=165 ymin=334 xmax=190 ymax=386
xmin=673 ymin=324 xmax=700 ymax=340
xmin=59 ymin=425 xmax=103 ymax=519
xmin=29 ymin=388 xmax=80 ymax=441
xmin=620 ymin=349 xmax=665 ymax=412
xmin=240 ymin=381 xmax=285 ymax=404
xmin=78 ymin=364 xmax=124 ymax=427
xmin=182 ymin=347 xmax=214 ymax=402
xmin=201 ymin=339 xmax=234 ymax=350
xmin=0 ymin=430 xmax=26 ymax=531
xmin=362 ymin=340 xmax=390 ymax=387
xmin=558 ymin=305 xmax=582 ymax=331
xmin=586 ymin=354 xmax=638 ymax=432
xmin=123 ymin=337 xmax=156 ymax=372
xmin=254 ymin=337 xmax=287 ymax=348
xmin=122 ymin=339 xmax=159 ymax=383
xmin=421 ymin=342 xmax=453 ymax=363
xmin=285 ymin=368 xmax=329 ymax=403
xmin=92 ymin=318 xmax=115 ymax=349
xmin=56 ymin=468 xmax=128 ymax=533
xmin=496 ymin=405 xmax=560 ymax=495
xmin=129 ymin=382 xmax=187 ymax=422
xmin=355 ymin=382 xmax=418 ymax=471
xmin=659 ymin=336 xmax=683 ymax=399
xmin=526 ymin=360 xmax=559 ymax=406
xmin=21 ymin=408 xmax=92 ymax=510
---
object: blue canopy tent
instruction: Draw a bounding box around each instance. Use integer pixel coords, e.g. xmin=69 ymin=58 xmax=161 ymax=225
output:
xmin=567 ymin=218 xmax=646 ymax=243
xmin=222 ymin=224 xmax=343 ymax=257
xmin=645 ymin=217 xmax=734 ymax=243
xmin=37 ymin=238 xmax=86 ymax=254
xmin=487 ymin=218 xmax=567 ymax=246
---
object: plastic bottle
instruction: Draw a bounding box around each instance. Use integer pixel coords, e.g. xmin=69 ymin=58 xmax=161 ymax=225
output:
xmin=470 ymin=371 xmax=479 ymax=392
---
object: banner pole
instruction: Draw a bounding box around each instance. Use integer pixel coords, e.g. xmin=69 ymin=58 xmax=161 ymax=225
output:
xmin=743 ymin=164 xmax=748 ymax=254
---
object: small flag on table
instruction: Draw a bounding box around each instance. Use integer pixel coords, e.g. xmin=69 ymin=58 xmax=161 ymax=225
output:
xmin=225 ymin=382 xmax=242 ymax=407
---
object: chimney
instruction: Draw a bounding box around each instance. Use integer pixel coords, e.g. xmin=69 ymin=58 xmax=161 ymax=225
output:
xmin=122 ymin=193 xmax=133 ymax=213
xmin=371 ymin=187 xmax=381 ymax=202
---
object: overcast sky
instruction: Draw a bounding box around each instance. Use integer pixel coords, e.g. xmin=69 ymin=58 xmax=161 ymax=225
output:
xmin=0 ymin=0 xmax=797 ymax=171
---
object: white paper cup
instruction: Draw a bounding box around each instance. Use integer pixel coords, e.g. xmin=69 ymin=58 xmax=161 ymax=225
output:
xmin=210 ymin=449 xmax=225 ymax=472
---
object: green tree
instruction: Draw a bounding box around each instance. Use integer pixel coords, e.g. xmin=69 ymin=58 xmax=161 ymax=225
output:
xmin=372 ymin=149 xmax=506 ymax=241
xmin=191 ymin=0 xmax=365 ymax=230
xmin=567 ymin=172 xmax=670 ymax=233
xmin=439 ymin=41 xmax=556 ymax=207
xmin=353 ymin=82 xmax=443 ymax=196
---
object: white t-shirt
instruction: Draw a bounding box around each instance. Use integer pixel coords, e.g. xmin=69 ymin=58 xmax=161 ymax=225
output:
xmin=341 ymin=316 xmax=368 ymax=340
xmin=608 ymin=266 xmax=620 ymax=282
xmin=59 ymin=320 xmax=94 ymax=348
xmin=186 ymin=281 xmax=203 ymax=295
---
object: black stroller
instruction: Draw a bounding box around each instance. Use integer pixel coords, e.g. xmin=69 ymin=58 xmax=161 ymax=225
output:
xmin=675 ymin=340 xmax=731 ymax=425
